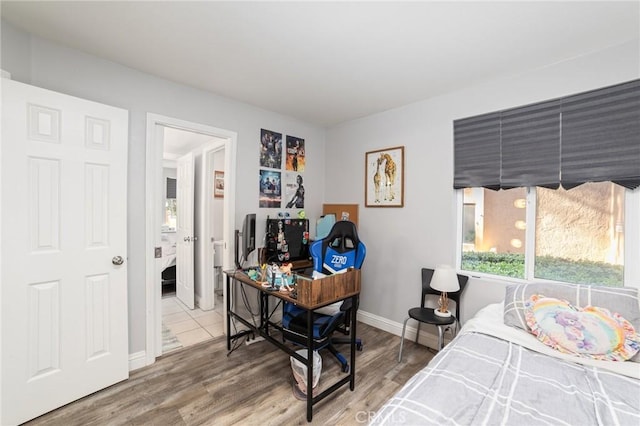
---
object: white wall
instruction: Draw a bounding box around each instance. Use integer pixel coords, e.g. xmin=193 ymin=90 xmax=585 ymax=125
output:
xmin=1 ymin=20 xmax=327 ymax=354
xmin=325 ymin=40 xmax=640 ymax=326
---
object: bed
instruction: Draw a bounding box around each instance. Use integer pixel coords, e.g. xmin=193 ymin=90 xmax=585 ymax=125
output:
xmin=371 ymin=283 xmax=640 ymax=425
xmin=161 ymin=232 xmax=177 ymax=271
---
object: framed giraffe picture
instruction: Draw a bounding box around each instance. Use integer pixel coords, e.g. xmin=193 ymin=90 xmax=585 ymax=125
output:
xmin=365 ymin=146 xmax=404 ymax=207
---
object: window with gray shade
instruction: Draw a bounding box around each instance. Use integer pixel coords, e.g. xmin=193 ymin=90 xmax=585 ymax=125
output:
xmin=166 ymin=177 xmax=177 ymax=199
xmin=453 ymin=79 xmax=640 ymax=190
xmin=453 ymin=112 xmax=501 ymax=190
xmin=561 ymin=80 xmax=640 ymax=190
xmin=501 ymin=100 xmax=561 ymax=189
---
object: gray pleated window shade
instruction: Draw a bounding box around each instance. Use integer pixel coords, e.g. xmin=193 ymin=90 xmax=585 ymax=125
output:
xmin=501 ymin=100 xmax=561 ymax=189
xmin=166 ymin=177 xmax=177 ymax=199
xmin=453 ymin=112 xmax=501 ymax=190
xmin=561 ymin=80 xmax=640 ymax=190
xmin=453 ymin=79 xmax=640 ymax=190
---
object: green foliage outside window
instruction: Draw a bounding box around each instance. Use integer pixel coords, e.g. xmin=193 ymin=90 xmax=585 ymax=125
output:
xmin=461 ymin=252 xmax=525 ymax=279
xmin=166 ymin=198 xmax=177 ymax=216
xmin=535 ymin=255 xmax=623 ymax=287
xmin=461 ymin=252 xmax=623 ymax=287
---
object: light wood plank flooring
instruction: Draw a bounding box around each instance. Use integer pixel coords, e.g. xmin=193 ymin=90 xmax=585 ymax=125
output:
xmin=25 ymin=322 xmax=435 ymax=425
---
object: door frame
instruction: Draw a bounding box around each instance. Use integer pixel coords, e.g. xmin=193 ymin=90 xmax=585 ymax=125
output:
xmin=145 ymin=113 xmax=237 ymax=364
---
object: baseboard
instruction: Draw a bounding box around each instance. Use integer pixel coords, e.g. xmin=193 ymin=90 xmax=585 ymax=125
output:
xmin=129 ymin=350 xmax=147 ymax=371
xmin=357 ymin=309 xmax=449 ymax=350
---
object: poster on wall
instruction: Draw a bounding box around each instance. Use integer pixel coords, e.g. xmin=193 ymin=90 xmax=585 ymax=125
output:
xmin=284 ymin=172 xmax=305 ymax=209
xmin=259 ymin=169 xmax=281 ymax=208
xmin=260 ymin=128 xmax=282 ymax=169
xmin=285 ymin=135 xmax=305 ymax=172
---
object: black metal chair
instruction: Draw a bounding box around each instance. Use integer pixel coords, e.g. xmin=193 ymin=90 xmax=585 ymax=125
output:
xmin=398 ymin=267 xmax=469 ymax=362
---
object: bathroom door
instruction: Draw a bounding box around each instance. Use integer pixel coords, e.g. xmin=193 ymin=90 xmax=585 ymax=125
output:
xmin=1 ymin=79 xmax=129 ymax=424
xmin=176 ymin=152 xmax=195 ymax=309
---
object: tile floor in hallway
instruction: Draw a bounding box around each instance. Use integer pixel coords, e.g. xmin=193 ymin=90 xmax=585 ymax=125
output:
xmin=162 ymin=293 xmax=224 ymax=353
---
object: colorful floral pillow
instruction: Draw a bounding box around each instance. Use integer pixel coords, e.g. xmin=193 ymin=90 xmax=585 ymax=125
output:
xmin=524 ymin=294 xmax=640 ymax=361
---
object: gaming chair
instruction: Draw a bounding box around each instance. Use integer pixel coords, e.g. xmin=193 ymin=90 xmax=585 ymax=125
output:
xmin=282 ymin=221 xmax=366 ymax=373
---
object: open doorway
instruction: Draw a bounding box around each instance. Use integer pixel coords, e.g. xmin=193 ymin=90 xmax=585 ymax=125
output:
xmin=160 ymin=127 xmax=226 ymax=353
xmin=145 ymin=114 xmax=237 ymax=363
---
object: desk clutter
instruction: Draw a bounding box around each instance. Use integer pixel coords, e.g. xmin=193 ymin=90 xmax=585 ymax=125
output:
xmin=245 ymin=263 xmax=296 ymax=291
xmin=241 ymin=265 xmax=361 ymax=308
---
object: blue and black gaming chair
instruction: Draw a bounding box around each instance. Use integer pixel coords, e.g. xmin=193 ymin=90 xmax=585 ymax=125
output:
xmin=282 ymin=221 xmax=366 ymax=373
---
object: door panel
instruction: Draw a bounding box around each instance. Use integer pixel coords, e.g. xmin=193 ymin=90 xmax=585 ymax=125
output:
xmin=176 ymin=152 xmax=195 ymax=309
xmin=1 ymin=79 xmax=129 ymax=425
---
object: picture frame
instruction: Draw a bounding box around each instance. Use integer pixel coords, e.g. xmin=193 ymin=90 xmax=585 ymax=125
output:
xmin=214 ymin=170 xmax=225 ymax=198
xmin=365 ymin=146 xmax=404 ymax=207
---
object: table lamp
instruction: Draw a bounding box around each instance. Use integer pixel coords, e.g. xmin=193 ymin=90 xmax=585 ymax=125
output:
xmin=430 ymin=265 xmax=459 ymax=317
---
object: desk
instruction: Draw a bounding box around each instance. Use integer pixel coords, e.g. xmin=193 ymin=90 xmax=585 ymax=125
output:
xmin=224 ymin=269 xmax=360 ymax=422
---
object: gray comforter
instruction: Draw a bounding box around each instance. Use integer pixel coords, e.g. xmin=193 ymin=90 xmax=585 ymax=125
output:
xmin=371 ymin=322 xmax=640 ymax=425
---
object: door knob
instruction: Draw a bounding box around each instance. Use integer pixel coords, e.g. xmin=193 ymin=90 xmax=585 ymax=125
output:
xmin=192 ymin=236 xmax=198 ymax=241
xmin=184 ymin=236 xmax=191 ymax=242
xmin=112 ymin=256 xmax=124 ymax=265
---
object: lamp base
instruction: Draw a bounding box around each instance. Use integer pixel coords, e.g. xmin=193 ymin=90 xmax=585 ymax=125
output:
xmin=434 ymin=309 xmax=452 ymax=318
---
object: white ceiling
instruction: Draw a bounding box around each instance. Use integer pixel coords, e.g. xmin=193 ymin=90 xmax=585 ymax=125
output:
xmin=2 ymin=1 xmax=639 ymax=127
xmin=162 ymin=126 xmax=221 ymax=160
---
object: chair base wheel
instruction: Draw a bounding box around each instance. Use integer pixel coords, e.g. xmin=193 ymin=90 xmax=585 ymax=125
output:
xmin=342 ymin=364 xmax=350 ymax=373
xmin=356 ymin=342 xmax=363 ymax=351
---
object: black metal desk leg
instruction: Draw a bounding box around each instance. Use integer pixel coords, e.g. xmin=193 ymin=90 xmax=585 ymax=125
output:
xmin=262 ymin=292 xmax=269 ymax=333
xmin=306 ymin=308 xmax=313 ymax=422
xmin=350 ymin=295 xmax=357 ymax=390
xmin=226 ymin=274 xmax=231 ymax=350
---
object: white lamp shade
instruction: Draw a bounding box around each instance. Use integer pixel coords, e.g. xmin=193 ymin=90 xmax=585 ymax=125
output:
xmin=430 ymin=265 xmax=460 ymax=293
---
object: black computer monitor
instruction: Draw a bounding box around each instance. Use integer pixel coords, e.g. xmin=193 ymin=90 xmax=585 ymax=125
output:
xmin=235 ymin=213 xmax=256 ymax=268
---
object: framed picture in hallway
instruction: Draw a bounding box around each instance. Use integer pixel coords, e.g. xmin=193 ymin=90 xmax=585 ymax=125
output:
xmin=365 ymin=146 xmax=404 ymax=207
xmin=214 ymin=170 xmax=224 ymax=198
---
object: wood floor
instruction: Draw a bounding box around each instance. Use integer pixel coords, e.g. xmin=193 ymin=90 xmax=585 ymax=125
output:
xmin=25 ymin=322 xmax=435 ymax=425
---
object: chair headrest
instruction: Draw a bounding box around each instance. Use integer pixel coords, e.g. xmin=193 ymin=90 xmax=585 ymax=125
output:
xmin=323 ymin=221 xmax=360 ymax=253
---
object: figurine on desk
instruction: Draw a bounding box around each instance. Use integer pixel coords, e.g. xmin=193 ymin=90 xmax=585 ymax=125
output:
xmin=268 ymin=263 xmax=294 ymax=292
xmin=279 ymin=263 xmax=294 ymax=292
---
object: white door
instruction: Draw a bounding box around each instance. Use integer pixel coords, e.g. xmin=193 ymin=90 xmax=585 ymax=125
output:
xmin=176 ymin=152 xmax=195 ymax=309
xmin=1 ymin=80 xmax=129 ymax=425
xmin=198 ymin=144 xmax=225 ymax=311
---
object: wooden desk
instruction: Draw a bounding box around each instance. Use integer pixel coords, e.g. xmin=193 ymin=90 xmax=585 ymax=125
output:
xmin=224 ymin=269 xmax=360 ymax=422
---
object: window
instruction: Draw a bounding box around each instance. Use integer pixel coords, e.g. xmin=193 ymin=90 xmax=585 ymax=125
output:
xmin=461 ymin=188 xmax=527 ymax=279
xmin=460 ymin=182 xmax=626 ymax=287
xmin=164 ymin=177 xmax=177 ymax=231
xmin=164 ymin=198 xmax=177 ymax=230
xmin=454 ymin=80 xmax=639 ymax=288
xmin=535 ymin=183 xmax=624 ymax=286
